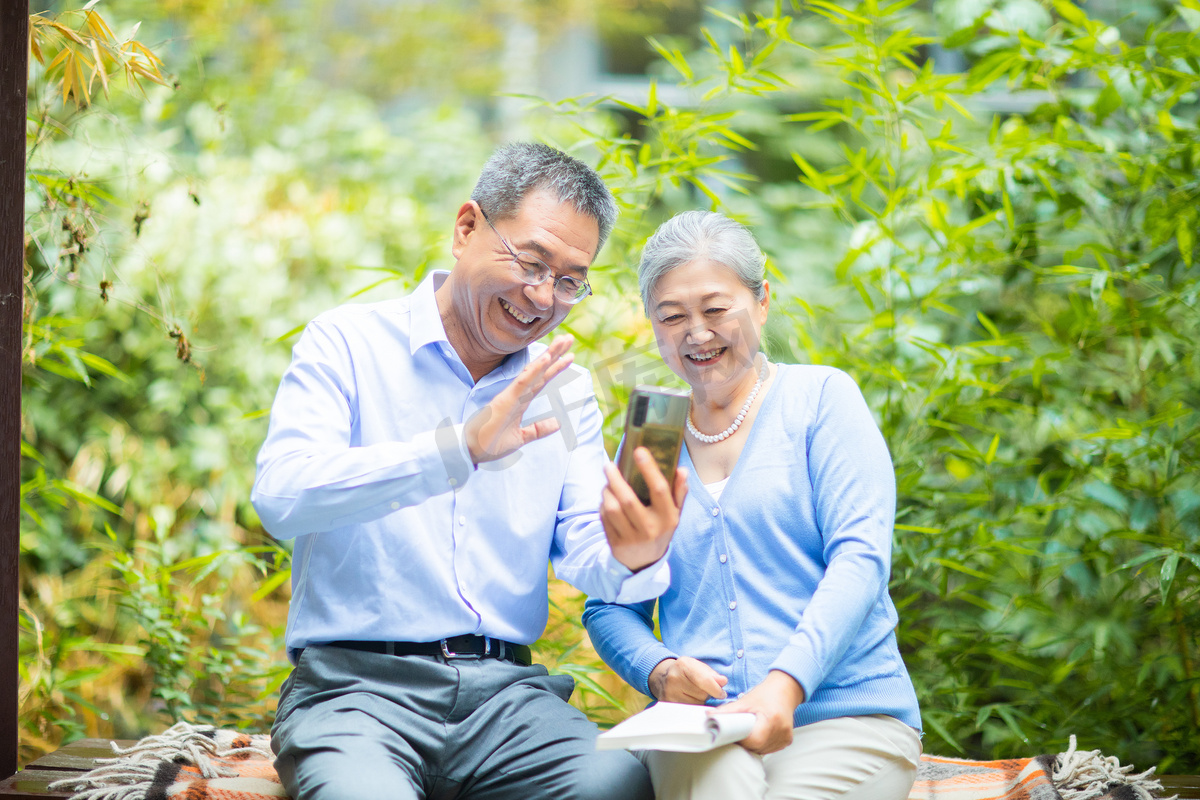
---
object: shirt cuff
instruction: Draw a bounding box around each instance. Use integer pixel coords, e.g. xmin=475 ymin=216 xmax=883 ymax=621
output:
xmin=632 ymin=646 xmax=678 ymax=698
xmin=416 ymin=421 xmax=474 ymax=494
xmin=609 ymin=551 xmax=672 ymax=605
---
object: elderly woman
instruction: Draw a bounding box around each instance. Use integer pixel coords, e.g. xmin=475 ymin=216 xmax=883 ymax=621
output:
xmin=583 ymin=211 xmax=922 ymax=800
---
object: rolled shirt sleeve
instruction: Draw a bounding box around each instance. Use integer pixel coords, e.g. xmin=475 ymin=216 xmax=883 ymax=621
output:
xmin=549 ymin=370 xmax=672 ymax=604
xmin=251 ymin=320 xmax=475 ymax=540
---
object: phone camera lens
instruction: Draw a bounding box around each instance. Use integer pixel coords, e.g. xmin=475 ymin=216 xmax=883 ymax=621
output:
xmin=633 ymin=395 xmax=649 ymax=427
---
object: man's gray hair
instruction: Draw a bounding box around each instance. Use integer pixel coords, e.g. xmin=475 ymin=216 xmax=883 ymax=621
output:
xmin=471 ymin=142 xmax=618 ymax=258
xmin=638 ymin=211 xmax=767 ymax=316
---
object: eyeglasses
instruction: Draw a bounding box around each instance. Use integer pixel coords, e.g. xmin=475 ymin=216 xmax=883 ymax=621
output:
xmin=479 ymin=208 xmax=593 ymax=304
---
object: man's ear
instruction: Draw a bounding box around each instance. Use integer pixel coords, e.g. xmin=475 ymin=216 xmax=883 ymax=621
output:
xmin=451 ymin=200 xmax=480 ymax=260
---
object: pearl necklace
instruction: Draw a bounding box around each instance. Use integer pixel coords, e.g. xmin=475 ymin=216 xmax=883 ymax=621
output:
xmin=686 ymin=356 xmax=769 ymax=444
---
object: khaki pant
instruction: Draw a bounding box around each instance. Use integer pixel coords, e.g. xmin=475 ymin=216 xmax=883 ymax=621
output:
xmin=643 ymin=714 xmax=921 ymax=800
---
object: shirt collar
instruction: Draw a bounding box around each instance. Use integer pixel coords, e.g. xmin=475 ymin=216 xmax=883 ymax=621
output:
xmin=408 ymin=269 xmax=532 ymax=380
xmin=408 ymin=270 xmax=451 ymax=356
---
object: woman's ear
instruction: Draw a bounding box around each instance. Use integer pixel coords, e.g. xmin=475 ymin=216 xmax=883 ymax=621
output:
xmin=759 ymin=279 xmax=771 ymax=324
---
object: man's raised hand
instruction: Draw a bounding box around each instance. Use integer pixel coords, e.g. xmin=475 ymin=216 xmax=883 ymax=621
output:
xmin=464 ymin=336 xmax=575 ymax=464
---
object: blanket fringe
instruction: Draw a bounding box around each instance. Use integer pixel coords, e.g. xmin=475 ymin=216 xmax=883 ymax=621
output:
xmin=1053 ymin=735 xmax=1174 ymax=800
xmin=45 ymin=780 xmax=155 ymax=800
xmin=47 ymin=721 xmax=274 ymax=800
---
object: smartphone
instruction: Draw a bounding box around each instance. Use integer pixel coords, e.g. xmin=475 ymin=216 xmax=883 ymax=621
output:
xmin=618 ymin=386 xmax=690 ymax=505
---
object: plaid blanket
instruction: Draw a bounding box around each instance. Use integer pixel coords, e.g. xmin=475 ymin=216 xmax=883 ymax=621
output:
xmin=50 ymin=721 xmax=1171 ymax=800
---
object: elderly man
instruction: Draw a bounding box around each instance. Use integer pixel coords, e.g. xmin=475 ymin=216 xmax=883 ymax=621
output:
xmin=252 ymin=143 xmax=687 ymax=800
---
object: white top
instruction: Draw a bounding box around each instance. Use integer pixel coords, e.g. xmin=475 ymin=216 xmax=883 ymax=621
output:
xmin=704 ymin=476 xmax=730 ymax=501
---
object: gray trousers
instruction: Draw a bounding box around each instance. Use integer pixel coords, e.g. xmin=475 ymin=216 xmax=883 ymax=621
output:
xmin=271 ymin=645 xmax=653 ymax=800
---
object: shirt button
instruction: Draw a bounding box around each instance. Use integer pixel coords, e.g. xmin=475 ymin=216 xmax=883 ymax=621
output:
xmin=711 ymin=507 xmax=719 ymax=516
xmin=737 ymin=649 xmax=744 ymax=658
xmin=458 ymin=515 xmax=466 ymax=525
xmin=390 ymin=501 xmax=400 ymax=510
xmin=448 ymin=478 xmax=458 ymax=487
xmin=719 ymin=554 xmax=728 ymax=563
xmin=729 ymin=601 xmax=737 ymax=610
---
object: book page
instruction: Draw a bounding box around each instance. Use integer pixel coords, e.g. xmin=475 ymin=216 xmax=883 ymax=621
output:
xmin=705 ymin=712 xmax=757 ymax=748
xmin=597 ymin=702 xmax=758 ymax=753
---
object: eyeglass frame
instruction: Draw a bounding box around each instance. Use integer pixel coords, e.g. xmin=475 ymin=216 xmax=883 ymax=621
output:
xmin=477 ymin=207 xmax=593 ymax=305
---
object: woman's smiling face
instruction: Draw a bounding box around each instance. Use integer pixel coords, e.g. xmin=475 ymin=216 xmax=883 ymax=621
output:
xmin=649 ymin=259 xmax=769 ymax=398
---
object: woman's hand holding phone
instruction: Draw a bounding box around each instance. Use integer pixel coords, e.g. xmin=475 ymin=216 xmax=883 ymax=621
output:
xmin=601 ymin=450 xmax=688 ymax=572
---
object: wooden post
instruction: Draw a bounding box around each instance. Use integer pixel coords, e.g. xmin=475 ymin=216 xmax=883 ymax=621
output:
xmin=0 ymin=0 xmax=29 ymax=781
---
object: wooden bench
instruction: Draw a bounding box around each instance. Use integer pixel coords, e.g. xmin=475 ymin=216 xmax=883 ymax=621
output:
xmin=0 ymin=740 xmax=133 ymax=799
xmin=1 ymin=739 xmax=1198 ymax=799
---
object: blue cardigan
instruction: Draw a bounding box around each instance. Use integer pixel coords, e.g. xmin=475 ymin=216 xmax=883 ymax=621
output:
xmin=583 ymin=365 xmax=922 ymax=731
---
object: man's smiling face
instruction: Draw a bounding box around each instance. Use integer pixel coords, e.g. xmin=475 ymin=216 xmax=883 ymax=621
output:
xmin=439 ymin=190 xmax=599 ymax=380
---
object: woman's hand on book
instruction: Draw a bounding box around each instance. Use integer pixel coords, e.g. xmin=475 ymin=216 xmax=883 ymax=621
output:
xmin=712 ymin=670 xmax=805 ymax=755
xmin=648 ymin=657 xmax=728 ymax=704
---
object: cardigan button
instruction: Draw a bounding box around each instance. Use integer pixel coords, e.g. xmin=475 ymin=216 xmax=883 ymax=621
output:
xmin=729 ymin=601 xmax=737 ymax=610
xmin=719 ymin=554 xmax=728 ymax=563
xmin=711 ymin=507 xmax=719 ymax=516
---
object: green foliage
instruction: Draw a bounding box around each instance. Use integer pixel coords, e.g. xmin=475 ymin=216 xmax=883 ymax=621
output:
xmin=21 ymin=0 xmax=494 ymax=761
xmin=768 ymin=0 xmax=1200 ymax=769
xmin=98 ymin=527 xmax=287 ymax=727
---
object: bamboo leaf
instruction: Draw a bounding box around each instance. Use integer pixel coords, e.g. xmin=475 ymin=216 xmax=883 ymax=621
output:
xmin=74 ymin=47 xmax=91 ymax=105
xmin=50 ymin=22 xmax=87 ymax=45
xmin=976 ymin=312 xmax=1000 ymax=339
xmin=932 ymin=558 xmax=993 ymax=581
xmin=1054 ymin=0 xmax=1088 ymax=26
xmin=792 ymin=152 xmax=829 ymax=193
xmin=1158 ymin=552 xmax=1179 ymax=603
xmin=984 ymin=434 xmax=1000 ymax=465
xmin=90 ymin=38 xmax=109 ymax=98
xmin=45 ymin=45 xmax=70 ymax=73
xmin=60 ymin=50 xmax=75 ymax=105
xmin=807 ymin=0 xmax=872 ymax=25
xmin=56 ymin=481 xmax=122 ymax=515
xmin=1177 ymin=216 xmax=1194 ymax=266
xmin=895 ymin=524 xmax=942 ymax=534
xmin=647 ymin=37 xmax=693 ymax=81
xmin=84 ymin=9 xmax=115 ymax=43
xmin=728 ymin=45 xmax=745 ymax=76
xmin=30 ymin=23 xmax=45 ymax=65
xmin=250 ymin=569 xmax=291 ymax=603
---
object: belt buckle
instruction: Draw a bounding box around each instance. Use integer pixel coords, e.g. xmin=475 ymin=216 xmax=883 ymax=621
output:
xmin=440 ymin=636 xmax=489 ymax=660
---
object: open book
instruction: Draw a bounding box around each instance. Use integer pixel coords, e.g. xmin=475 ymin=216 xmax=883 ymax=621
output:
xmin=596 ymin=702 xmax=757 ymax=753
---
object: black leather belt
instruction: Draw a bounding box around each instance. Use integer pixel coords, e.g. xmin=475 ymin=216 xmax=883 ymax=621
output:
xmin=329 ymin=635 xmax=532 ymax=666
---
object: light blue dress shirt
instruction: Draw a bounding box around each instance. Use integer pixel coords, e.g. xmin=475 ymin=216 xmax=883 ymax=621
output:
xmin=252 ymin=271 xmax=670 ymax=660
xmin=583 ymin=365 xmax=922 ymax=731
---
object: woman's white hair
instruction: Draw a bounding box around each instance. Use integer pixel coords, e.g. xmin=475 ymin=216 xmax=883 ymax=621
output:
xmin=638 ymin=211 xmax=766 ymax=316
